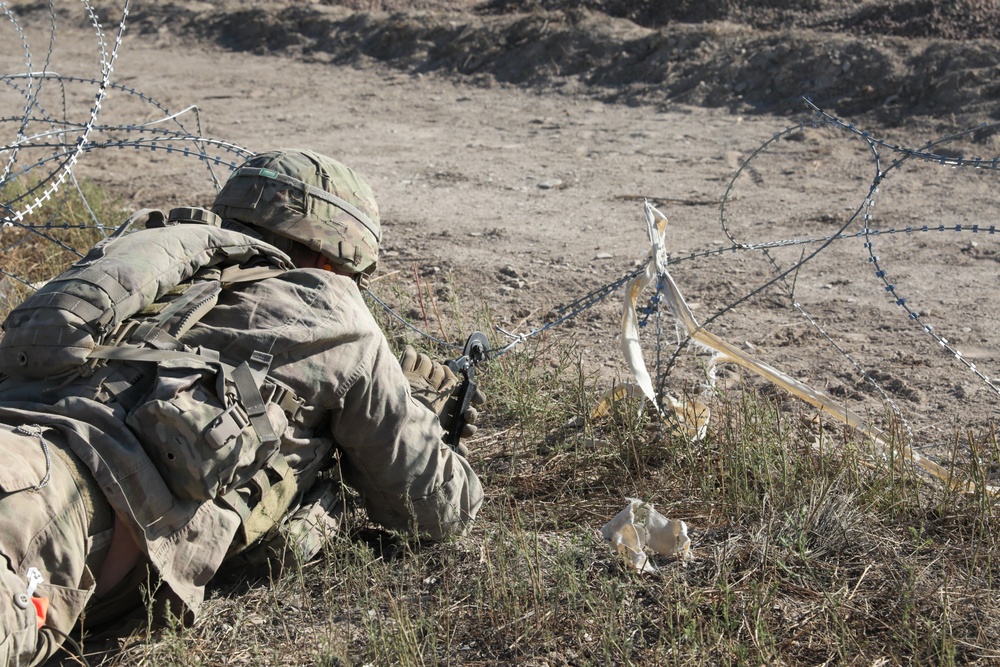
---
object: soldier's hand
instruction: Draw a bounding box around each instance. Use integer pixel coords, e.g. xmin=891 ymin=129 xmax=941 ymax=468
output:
xmin=450 ymin=385 xmax=485 ymax=439
xmin=400 ymin=345 xmax=458 ymax=415
xmin=400 ymin=345 xmax=485 ymax=454
xmin=449 ymin=384 xmax=485 ymax=455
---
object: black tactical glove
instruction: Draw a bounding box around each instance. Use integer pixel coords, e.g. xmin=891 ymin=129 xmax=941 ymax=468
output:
xmin=400 ymin=345 xmax=485 ymax=455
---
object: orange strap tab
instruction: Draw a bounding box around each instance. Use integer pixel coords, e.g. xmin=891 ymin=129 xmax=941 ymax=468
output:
xmin=30 ymin=596 xmax=49 ymax=629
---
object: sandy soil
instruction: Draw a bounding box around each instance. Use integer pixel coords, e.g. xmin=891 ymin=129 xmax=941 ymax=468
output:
xmin=2 ymin=0 xmax=999 ymax=460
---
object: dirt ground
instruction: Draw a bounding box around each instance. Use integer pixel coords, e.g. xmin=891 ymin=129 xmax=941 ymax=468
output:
xmin=3 ymin=0 xmax=1000 ymax=460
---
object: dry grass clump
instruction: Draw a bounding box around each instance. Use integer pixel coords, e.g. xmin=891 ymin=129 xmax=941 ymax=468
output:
xmin=0 ymin=177 xmax=123 ymax=316
xmin=86 ymin=327 xmax=1000 ymax=667
xmin=8 ymin=207 xmax=992 ymax=665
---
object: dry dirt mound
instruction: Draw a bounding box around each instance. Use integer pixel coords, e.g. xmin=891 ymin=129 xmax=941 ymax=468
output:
xmin=110 ymin=0 xmax=1000 ymax=124
xmin=486 ymin=0 xmax=1000 ymax=40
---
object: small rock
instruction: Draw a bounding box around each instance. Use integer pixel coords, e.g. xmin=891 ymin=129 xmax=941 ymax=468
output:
xmin=538 ymin=179 xmax=563 ymax=189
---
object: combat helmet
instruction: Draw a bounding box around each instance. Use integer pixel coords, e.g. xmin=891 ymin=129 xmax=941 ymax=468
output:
xmin=212 ymin=149 xmax=381 ymax=276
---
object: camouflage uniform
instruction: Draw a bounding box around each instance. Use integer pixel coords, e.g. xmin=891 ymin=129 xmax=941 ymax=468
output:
xmin=0 ymin=217 xmax=483 ymax=665
xmin=0 ymin=423 xmax=113 ymax=666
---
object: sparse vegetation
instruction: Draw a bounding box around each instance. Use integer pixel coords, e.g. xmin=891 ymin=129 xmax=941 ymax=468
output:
xmin=7 ymin=1 xmax=1000 ymax=663
xmin=0 ymin=177 xmax=992 ymax=666
xmin=0 ymin=177 xmax=123 ymax=317
xmin=68 ymin=271 xmax=1000 ymax=667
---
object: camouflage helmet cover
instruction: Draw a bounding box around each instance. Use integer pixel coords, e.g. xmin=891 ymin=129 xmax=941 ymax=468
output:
xmin=212 ymin=149 xmax=381 ymax=275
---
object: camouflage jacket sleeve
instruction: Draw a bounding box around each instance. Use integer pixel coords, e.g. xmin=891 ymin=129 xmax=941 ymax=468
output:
xmin=185 ymin=267 xmax=483 ymax=540
xmin=331 ymin=321 xmax=484 ymax=539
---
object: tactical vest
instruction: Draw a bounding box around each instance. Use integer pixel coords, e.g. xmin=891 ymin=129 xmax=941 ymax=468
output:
xmin=0 ymin=207 xmax=308 ymax=550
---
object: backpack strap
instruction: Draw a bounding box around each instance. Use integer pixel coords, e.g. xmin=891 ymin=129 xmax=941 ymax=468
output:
xmin=89 ymin=341 xmax=291 ymax=448
xmin=219 ymin=264 xmax=286 ymax=285
xmin=151 ymin=281 xmax=222 ymax=338
xmin=230 ymin=351 xmax=280 ymax=446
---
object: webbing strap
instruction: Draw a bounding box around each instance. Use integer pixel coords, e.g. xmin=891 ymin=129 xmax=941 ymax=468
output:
xmin=250 ymin=468 xmax=271 ymax=500
xmin=167 ymin=206 xmax=222 ymax=227
xmin=232 ymin=352 xmax=279 ymax=445
xmin=151 ymin=281 xmax=222 ymax=337
xmin=220 ymin=452 xmax=297 ymax=551
xmin=16 ymin=291 xmax=104 ymax=323
xmin=218 ymin=265 xmax=286 ymax=285
xmin=94 ymin=360 xmax=150 ymax=407
xmin=129 ymin=321 xmax=184 ymax=351
xmin=221 ymin=488 xmax=252 ymax=523
xmin=88 ymin=345 xmax=221 ymax=370
xmin=170 ymin=291 xmax=221 ymax=339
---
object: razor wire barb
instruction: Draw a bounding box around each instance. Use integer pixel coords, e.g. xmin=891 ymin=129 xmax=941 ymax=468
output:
xmin=372 ymin=104 xmax=1000 ymax=417
xmin=0 ymin=0 xmax=130 ymax=228
xmin=1 ymin=3 xmax=998 ymax=442
xmin=365 ymin=260 xmax=651 ymax=359
xmin=641 ymin=101 xmax=1000 ymax=436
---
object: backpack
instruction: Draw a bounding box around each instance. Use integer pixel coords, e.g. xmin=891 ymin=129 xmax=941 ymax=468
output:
xmin=0 ymin=207 xmax=303 ymax=505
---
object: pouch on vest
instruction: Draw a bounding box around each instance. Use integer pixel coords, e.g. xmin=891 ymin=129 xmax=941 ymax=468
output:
xmin=121 ymin=354 xmax=288 ymax=503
